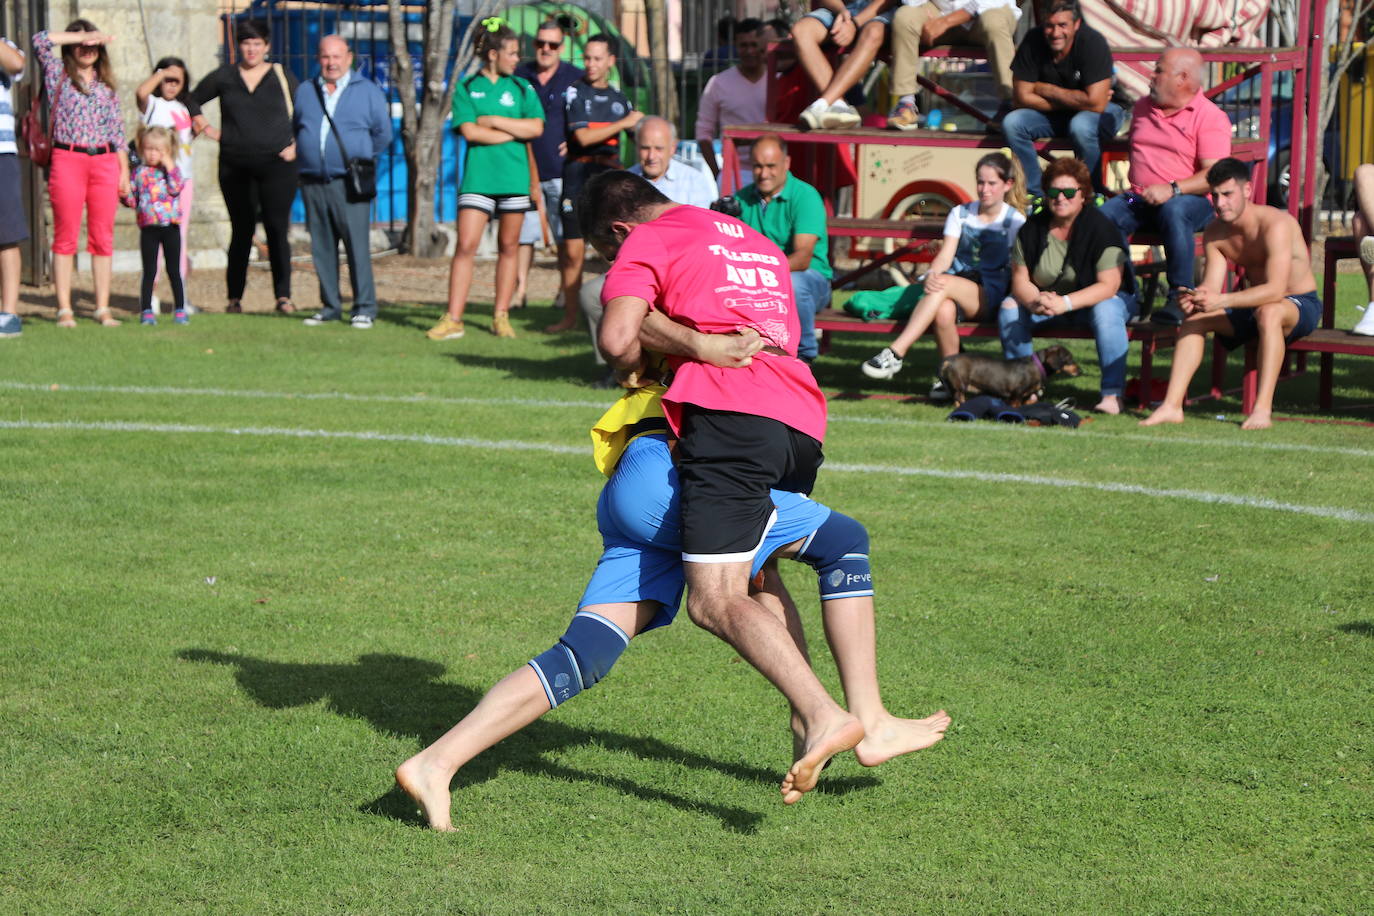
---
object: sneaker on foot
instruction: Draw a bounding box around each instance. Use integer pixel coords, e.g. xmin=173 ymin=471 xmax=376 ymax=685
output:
xmin=799 ymin=98 xmax=828 ymax=130
xmin=861 ymin=347 xmax=903 ymax=379
xmin=886 ymin=101 xmax=920 ymax=131
xmin=1150 ymin=301 xmax=1186 ymax=327
xmin=140 ymin=309 xmax=157 ymax=326
xmin=1360 ymin=235 xmax=1374 ymax=268
xmin=426 ymin=315 xmax=465 ymax=340
xmin=0 ymin=313 xmax=21 ymax=338
xmin=173 ymin=309 xmax=189 ymax=325
xmin=1353 ymin=305 xmax=1374 ymax=337
xmin=928 ymin=377 xmax=951 ymax=401
xmin=351 ymin=315 xmax=374 ymax=330
xmin=822 ymin=101 xmax=861 ymax=129
xmin=491 ymin=313 xmax=517 ymax=338
xmin=303 ymin=312 xmax=340 ymax=326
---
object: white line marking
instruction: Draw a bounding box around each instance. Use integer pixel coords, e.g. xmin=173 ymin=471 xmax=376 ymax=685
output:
xmin=6 ymin=379 xmax=1372 ymax=459
xmin=5 ymin=418 xmax=1370 ymax=524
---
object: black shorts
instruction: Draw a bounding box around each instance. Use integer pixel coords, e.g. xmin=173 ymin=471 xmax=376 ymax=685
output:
xmin=675 ymin=406 xmax=824 ymax=561
xmin=1219 ymin=291 xmax=1322 ymax=350
xmin=559 ymin=159 xmax=617 ymax=241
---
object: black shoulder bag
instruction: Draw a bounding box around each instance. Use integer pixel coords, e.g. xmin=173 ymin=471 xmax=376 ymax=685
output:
xmin=314 ymin=80 xmax=377 ymax=203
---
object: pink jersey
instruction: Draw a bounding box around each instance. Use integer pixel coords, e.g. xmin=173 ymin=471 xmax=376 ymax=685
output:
xmin=601 ymin=205 xmax=828 ymax=444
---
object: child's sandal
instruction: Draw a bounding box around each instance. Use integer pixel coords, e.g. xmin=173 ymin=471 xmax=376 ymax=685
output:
xmin=56 ymin=309 xmax=77 ymax=329
xmin=93 ymin=308 xmax=121 ymax=327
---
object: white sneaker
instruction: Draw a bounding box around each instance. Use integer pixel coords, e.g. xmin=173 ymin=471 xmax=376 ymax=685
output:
xmin=822 ymin=101 xmax=861 ymax=130
xmin=799 ymin=98 xmax=829 ymax=131
xmin=149 ymin=294 xmax=161 ymax=315
xmin=1353 ymin=304 xmax=1374 ymax=337
xmin=861 ymin=347 xmax=903 ymax=380
xmin=1360 ymin=235 xmax=1374 ymax=268
xmin=351 ymin=315 xmax=374 ymax=330
xmin=928 ymin=378 xmax=952 ymax=401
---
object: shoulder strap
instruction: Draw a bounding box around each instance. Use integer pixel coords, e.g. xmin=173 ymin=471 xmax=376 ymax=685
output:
xmin=274 ymin=63 xmax=293 ymax=119
xmin=313 ymin=79 xmax=352 ymax=162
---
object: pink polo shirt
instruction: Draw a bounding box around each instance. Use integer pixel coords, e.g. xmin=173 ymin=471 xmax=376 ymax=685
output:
xmin=1127 ymin=91 xmax=1233 ymax=192
xmin=602 ymin=205 xmax=828 ymax=444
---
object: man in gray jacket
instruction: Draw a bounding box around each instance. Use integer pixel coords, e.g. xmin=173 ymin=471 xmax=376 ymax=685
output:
xmin=294 ymin=35 xmax=392 ymax=329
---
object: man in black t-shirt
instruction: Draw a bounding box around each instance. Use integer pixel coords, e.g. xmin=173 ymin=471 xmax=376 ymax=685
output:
xmin=1002 ymin=0 xmax=1122 ymax=196
xmin=546 ymin=34 xmax=642 ymax=334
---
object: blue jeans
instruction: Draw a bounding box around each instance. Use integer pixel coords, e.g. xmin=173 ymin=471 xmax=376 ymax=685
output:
xmin=519 ymin=177 xmax=564 ymax=245
xmin=998 ymin=291 xmax=1139 ymax=397
xmin=1098 ymin=193 xmax=1213 ymax=290
xmin=792 ymin=268 xmax=832 ymax=361
xmin=1002 ymin=104 xmax=1124 ymax=195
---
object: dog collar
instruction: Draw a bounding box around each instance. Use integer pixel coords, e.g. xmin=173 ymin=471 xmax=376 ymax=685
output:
xmin=1031 ymin=353 xmax=1047 ymax=379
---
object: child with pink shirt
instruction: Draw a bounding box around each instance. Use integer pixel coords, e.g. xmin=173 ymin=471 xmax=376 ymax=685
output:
xmin=121 ymin=126 xmax=187 ymax=325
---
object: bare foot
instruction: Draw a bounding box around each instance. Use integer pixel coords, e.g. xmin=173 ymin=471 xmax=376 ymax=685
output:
xmin=1139 ymin=404 xmax=1185 ymax=427
xmin=544 ymin=318 xmax=577 ymax=334
xmin=780 ymin=714 xmax=865 ymax=804
xmin=395 ymin=754 xmax=457 ymax=832
xmin=1093 ymin=395 xmax=1122 ymax=415
xmin=853 ymin=710 xmax=951 ymax=767
xmin=1241 ymin=411 xmax=1272 ymax=430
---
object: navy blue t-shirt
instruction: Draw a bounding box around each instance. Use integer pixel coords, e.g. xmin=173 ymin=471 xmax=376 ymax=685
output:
xmin=514 ymin=60 xmax=584 ymax=181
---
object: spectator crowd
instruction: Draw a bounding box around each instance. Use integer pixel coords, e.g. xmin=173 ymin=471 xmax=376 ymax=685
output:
xmin=1 ymin=4 xmax=1368 ymax=429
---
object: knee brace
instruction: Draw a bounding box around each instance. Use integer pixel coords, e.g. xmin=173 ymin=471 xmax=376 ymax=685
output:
xmin=797 ymin=511 xmax=873 ymax=600
xmin=528 ymin=610 xmax=631 ymax=708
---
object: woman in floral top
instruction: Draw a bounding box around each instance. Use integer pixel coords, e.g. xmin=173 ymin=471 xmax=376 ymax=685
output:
xmin=33 ymin=21 xmax=129 ymax=328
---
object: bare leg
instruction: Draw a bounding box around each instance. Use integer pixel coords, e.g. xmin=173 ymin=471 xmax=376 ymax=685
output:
xmin=890 ymin=275 xmax=982 ymax=359
xmin=514 ymin=243 xmax=534 ymax=307
xmin=792 ymin=17 xmax=835 ymax=93
xmin=444 ymin=209 xmax=490 ymax=322
xmin=395 ymin=601 xmax=654 ymax=831
xmin=817 ymin=25 xmax=885 ymax=105
xmin=0 ymin=245 xmax=19 ymax=313
xmin=1140 ymin=313 xmax=1232 ymax=426
xmin=1241 ymin=300 xmax=1300 ymax=430
xmin=53 ymin=252 xmax=75 ymax=316
xmin=547 ymin=238 xmax=584 ymax=333
xmin=92 ymin=254 xmax=112 ymax=315
xmin=684 ymin=560 xmax=863 ymax=804
xmin=492 ymin=212 xmax=523 ymax=335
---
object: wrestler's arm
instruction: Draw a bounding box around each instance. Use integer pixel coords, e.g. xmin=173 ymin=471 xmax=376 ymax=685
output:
xmin=641 ymin=311 xmax=764 ymax=368
xmin=600 ymin=295 xmax=650 ymax=370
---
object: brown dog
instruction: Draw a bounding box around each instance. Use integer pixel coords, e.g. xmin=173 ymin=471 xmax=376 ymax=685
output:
xmin=938 ymin=344 xmax=1081 ymax=407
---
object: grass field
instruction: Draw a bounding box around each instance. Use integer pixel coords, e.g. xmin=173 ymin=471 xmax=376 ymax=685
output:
xmin=2 ymin=287 xmax=1372 ymax=915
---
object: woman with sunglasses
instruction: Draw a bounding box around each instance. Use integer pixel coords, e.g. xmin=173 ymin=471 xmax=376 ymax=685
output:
xmin=999 ymin=156 xmax=1138 ymax=414
xmin=136 ymin=57 xmax=205 ymax=313
xmin=33 ymin=21 xmax=129 ymax=328
xmin=191 ymin=19 xmax=299 ymax=314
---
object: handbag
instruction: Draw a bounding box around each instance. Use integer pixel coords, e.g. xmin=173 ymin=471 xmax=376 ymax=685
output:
xmin=19 ymin=75 xmax=62 ymax=167
xmin=314 ymin=80 xmax=377 ymax=203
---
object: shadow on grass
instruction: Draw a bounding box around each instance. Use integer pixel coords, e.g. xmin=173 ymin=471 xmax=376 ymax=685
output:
xmin=1336 ymin=621 xmax=1374 ymax=637
xmin=444 ymin=351 xmax=606 ymax=386
xmin=178 ymin=649 xmax=878 ymax=832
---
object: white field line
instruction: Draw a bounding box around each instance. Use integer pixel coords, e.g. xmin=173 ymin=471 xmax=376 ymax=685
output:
xmin=5 ymin=379 xmax=1373 ymax=460
xmin=5 ymin=418 xmax=1372 ymax=525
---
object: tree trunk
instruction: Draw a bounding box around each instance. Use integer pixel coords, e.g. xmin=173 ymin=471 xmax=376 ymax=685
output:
xmin=645 ymin=0 xmax=678 ymax=125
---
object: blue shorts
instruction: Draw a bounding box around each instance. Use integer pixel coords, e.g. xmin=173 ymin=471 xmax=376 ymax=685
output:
xmin=578 ymin=435 xmax=832 ymax=631
xmin=803 ymin=1 xmax=894 ymax=31
xmin=1220 ymin=291 xmax=1322 ymax=350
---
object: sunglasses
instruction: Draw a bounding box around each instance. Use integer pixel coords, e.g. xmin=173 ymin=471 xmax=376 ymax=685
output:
xmin=535 ymin=39 xmax=562 ymax=50
xmin=1044 ymin=186 xmax=1080 ymax=200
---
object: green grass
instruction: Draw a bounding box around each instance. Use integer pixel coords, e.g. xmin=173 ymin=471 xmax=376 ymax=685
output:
xmin=1 ymin=288 xmax=1372 ymax=914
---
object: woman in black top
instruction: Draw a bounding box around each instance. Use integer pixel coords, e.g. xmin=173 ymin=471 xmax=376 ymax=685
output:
xmin=191 ymin=19 xmax=298 ymax=313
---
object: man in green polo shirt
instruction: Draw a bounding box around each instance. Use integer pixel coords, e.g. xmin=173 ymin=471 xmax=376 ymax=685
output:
xmin=735 ymin=136 xmax=833 ymax=360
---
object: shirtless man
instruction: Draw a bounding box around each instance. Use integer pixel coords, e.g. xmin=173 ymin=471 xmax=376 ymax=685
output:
xmin=1140 ymin=157 xmax=1320 ymax=431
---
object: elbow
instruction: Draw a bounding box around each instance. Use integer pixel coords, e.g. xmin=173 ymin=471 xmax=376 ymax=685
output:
xmin=598 ymin=322 xmax=639 ymax=365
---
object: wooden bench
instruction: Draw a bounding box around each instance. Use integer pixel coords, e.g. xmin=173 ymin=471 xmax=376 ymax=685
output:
xmin=1237 ymin=235 xmax=1374 ymax=413
xmin=814 ymin=307 xmax=1176 ymax=407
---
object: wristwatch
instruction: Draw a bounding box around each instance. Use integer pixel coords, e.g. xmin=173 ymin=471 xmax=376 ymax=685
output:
xmin=1170 ymin=180 xmax=1181 ymax=197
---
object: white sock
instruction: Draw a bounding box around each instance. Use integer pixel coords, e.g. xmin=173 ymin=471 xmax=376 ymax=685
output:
xmin=899 ymin=94 xmax=915 ymax=107
xmin=806 ymin=98 xmax=827 ymax=111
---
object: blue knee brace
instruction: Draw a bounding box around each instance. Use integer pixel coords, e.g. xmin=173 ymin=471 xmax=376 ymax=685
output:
xmin=529 ymin=610 xmax=631 ymax=707
xmin=797 ymin=511 xmax=873 ymax=599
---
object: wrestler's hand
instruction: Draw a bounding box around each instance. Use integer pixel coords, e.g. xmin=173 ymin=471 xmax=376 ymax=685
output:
xmin=695 ymin=326 xmax=765 ymax=368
